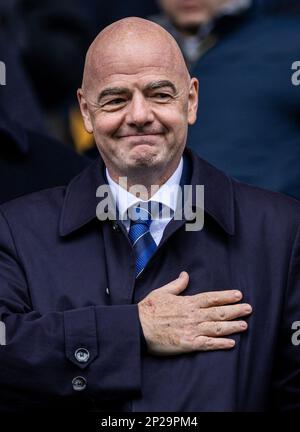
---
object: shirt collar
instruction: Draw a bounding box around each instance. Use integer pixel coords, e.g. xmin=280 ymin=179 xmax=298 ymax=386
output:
xmin=59 ymin=148 xmax=235 ymax=237
xmin=105 ymin=157 xmax=183 ymax=220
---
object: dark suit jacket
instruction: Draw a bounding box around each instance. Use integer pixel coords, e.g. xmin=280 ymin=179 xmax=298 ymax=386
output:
xmin=188 ymin=9 xmax=300 ymax=200
xmin=0 ymin=148 xmax=300 ymax=412
xmin=0 ymin=113 xmax=89 ymax=204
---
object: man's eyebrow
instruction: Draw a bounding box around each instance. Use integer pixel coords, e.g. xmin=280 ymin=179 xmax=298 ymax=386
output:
xmin=97 ymin=81 xmax=177 ymax=103
xmin=145 ymin=80 xmax=177 ymax=93
xmin=97 ymin=87 xmax=130 ymax=102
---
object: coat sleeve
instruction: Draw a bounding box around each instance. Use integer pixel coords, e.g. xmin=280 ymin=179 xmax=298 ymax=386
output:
xmin=0 ymin=210 xmax=143 ymax=409
xmin=272 ymin=222 xmax=300 ymax=411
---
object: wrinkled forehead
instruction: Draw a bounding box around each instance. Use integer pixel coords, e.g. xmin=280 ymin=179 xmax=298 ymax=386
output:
xmin=83 ymin=31 xmax=189 ymax=95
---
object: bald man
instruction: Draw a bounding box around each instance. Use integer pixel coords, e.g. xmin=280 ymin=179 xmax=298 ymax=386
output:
xmin=0 ymin=17 xmax=299 ymax=412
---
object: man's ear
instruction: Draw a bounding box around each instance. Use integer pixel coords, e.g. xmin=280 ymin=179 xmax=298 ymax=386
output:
xmin=187 ymin=78 xmax=199 ymax=126
xmin=77 ymin=88 xmax=93 ymax=133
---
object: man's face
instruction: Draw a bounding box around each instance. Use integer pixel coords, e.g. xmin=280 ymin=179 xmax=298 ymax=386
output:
xmin=159 ymin=0 xmax=232 ymax=31
xmin=78 ymin=38 xmax=198 ymax=182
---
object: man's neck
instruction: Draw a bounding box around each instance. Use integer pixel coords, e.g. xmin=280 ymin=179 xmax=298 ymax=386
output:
xmin=106 ymin=157 xmax=183 ymax=201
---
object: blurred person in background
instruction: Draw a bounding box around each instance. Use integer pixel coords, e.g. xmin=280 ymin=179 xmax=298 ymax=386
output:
xmin=15 ymin=0 xmax=95 ymax=148
xmin=150 ymin=0 xmax=253 ymax=69
xmin=150 ymin=0 xmax=300 ymax=200
xmin=0 ymin=2 xmax=89 ymax=204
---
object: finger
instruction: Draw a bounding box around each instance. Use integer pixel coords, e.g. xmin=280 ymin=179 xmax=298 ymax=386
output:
xmin=197 ymin=320 xmax=248 ymax=337
xmin=159 ymin=271 xmax=189 ymax=295
xmin=195 ymin=290 xmax=243 ymax=308
xmin=193 ymin=336 xmax=236 ymax=351
xmin=201 ymin=303 xmax=252 ymax=322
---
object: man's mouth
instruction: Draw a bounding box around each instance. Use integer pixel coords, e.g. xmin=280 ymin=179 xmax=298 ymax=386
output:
xmin=118 ymin=133 xmax=162 ymax=138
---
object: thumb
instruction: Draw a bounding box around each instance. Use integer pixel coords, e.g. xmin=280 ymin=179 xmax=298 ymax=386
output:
xmin=160 ymin=271 xmax=189 ymax=295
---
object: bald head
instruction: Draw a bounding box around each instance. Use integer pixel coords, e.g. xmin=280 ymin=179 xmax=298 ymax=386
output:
xmin=82 ymin=17 xmax=190 ymax=96
xmin=77 ymin=17 xmax=198 ymax=190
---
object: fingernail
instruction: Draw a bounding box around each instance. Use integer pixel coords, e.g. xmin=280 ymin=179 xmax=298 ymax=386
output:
xmin=240 ymin=321 xmax=247 ymax=329
xmin=229 ymin=340 xmax=235 ymax=347
xmin=234 ymin=291 xmax=242 ymax=299
xmin=245 ymin=305 xmax=252 ymax=313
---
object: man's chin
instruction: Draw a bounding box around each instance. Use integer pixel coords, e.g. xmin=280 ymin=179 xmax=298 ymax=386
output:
xmin=124 ymin=154 xmax=162 ymax=176
xmin=129 ymin=157 xmax=156 ymax=170
xmin=128 ymin=147 xmax=159 ymax=165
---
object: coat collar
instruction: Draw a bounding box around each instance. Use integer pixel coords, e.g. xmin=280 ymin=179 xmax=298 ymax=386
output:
xmin=59 ymin=147 xmax=235 ymax=237
xmin=187 ymin=148 xmax=235 ymax=235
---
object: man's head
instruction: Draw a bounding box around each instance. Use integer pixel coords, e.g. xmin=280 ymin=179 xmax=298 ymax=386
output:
xmin=78 ymin=17 xmax=198 ymax=188
xmin=158 ymin=0 xmax=235 ymax=34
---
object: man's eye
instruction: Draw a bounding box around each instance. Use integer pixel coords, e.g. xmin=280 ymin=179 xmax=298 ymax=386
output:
xmin=153 ymin=93 xmax=171 ymax=100
xmin=106 ymin=98 xmax=126 ymax=106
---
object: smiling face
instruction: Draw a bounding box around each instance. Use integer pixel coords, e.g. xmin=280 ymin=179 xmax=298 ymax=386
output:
xmin=78 ymin=18 xmax=198 ymax=187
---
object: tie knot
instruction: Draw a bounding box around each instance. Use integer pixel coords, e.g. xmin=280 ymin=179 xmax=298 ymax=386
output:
xmin=127 ymin=202 xmax=158 ymax=277
xmin=128 ymin=202 xmax=153 ymax=227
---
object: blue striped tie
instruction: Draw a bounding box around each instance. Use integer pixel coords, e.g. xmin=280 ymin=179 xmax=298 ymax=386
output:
xmin=128 ymin=202 xmax=157 ymax=277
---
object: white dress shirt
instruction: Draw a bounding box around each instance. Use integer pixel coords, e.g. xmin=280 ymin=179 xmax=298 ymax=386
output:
xmin=106 ymin=157 xmax=183 ymax=246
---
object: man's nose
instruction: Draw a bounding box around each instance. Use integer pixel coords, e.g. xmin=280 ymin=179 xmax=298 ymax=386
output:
xmin=125 ymin=93 xmax=154 ymax=127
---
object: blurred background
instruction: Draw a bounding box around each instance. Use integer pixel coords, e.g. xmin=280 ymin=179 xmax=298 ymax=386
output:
xmin=0 ymin=0 xmax=300 ymax=202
